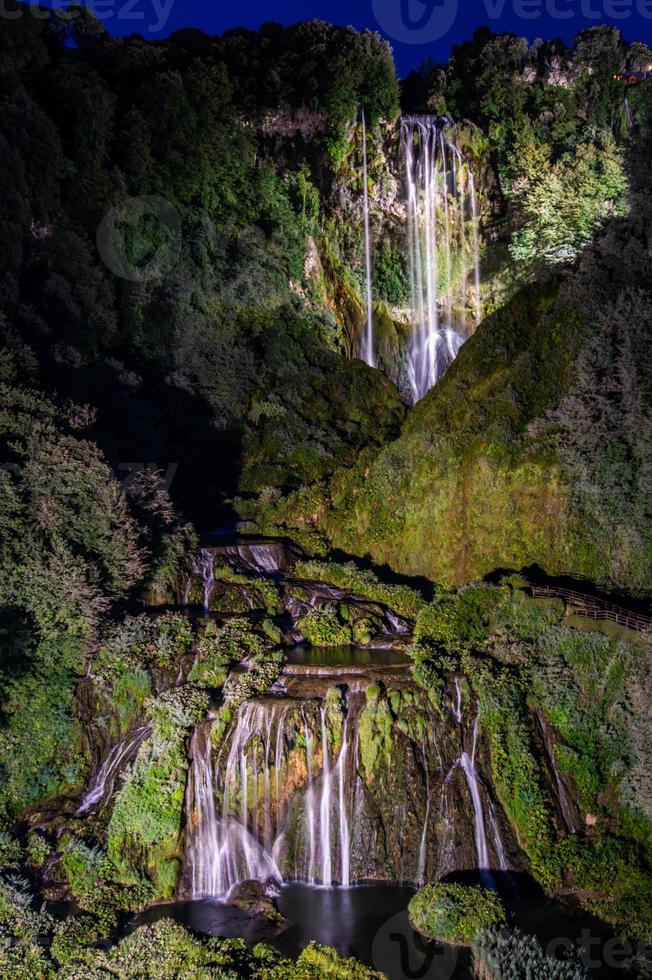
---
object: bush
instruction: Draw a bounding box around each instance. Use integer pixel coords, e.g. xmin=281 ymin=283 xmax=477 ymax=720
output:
xmin=474 ymin=927 xmax=589 ymax=979
xmin=408 ymin=883 xmax=506 ymax=945
xmin=298 ymin=604 xmax=352 ymax=647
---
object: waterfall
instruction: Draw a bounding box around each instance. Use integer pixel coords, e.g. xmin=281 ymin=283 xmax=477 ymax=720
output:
xmin=460 ymin=749 xmax=490 ymax=872
xmin=186 ymin=707 xmax=283 ymax=899
xmin=186 ymin=723 xmax=221 ymax=897
xmin=417 ymin=739 xmax=431 ymax=883
xmin=319 ymin=705 xmax=333 ymax=885
xmin=182 ymin=684 xmax=511 ymax=899
xmin=360 ymin=109 xmax=376 ymax=368
xmin=537 ymin=713 xmax=577 ymax=834
xmin=185 ymin=698 xmax=358 ymax=898
xmin=303 ymin=710 xmax=317 ymax=884
xmin=489 ymin=803 xmax=509 ymax=872
xmin=337 ymin=719 xmax=351 ymax=887
xmin=401 ymin=115 xmax=481 ymax=402
xmin=187 ymin=548 xmax=215 ymax=611
xmin=462 ymin=712 xmax=490 ymax=872
xmin=453 ymin=701 xmax=491 ymax=875
xmin=452 ymin=677 xmax=463 ymax=724
xmin=77 ymin=725 xmax=151 ymax=814
xmin=468 ymin=172 xmax=482 ymax=327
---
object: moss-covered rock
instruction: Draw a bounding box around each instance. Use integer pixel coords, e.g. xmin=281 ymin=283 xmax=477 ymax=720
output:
xmin=408 ymin=883 xmax=506 ymax=945
xmin=263 ymin=199 xmax=652 ymax=595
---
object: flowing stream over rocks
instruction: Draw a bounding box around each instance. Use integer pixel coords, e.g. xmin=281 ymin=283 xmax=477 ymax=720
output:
xmin=173 ymin=540 xmax=519 ymax=900
xmin=77 ymin=725 xmax=152 ymax=815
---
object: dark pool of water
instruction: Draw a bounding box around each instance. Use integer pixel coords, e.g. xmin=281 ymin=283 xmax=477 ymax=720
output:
xmin=286 ymin=644 xmax=410 ymax=667
xmin=131 ymin=877 xmax=644 ymax=979
xmin=277 ymin=884 xmax=473 ymax=978
xmin=132 ymin=884 xmax=472 ymax=979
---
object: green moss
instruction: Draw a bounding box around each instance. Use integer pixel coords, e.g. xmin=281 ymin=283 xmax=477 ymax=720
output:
xmin=107 ymin=687 xmax=208 ymax=898
xmin=409 ymin=883 xmax=506 ymax=944
xmin=295 ymin=560 xmax=426 ymax=619
xmin=358 ymin=685 xmax=394 ymax=778
xmin=295 ymin=941 xmax=385 ymax=978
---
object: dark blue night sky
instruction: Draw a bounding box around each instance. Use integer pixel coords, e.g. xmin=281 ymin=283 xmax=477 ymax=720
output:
xmin=41 ymin=0 xmax=652 ymax=74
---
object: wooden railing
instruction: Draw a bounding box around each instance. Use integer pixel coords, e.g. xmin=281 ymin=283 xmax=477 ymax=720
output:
xmin=531 ymin=586 xmax=652 ymax=635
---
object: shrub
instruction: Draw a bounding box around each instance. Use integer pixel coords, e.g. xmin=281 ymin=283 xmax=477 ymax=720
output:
xmin=474 ymin=927 xmax=589 ymax=979
xmin=107 ymin=687 xmax=209 ymax=897
xmin=408 ymin=883 xmax=506 ymax=944
xmin=298 ymin=604 xmax=352 ymax=647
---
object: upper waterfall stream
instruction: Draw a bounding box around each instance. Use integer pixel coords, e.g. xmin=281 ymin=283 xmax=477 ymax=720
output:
xmin=359 ymin=114 xmax=482 ymax=403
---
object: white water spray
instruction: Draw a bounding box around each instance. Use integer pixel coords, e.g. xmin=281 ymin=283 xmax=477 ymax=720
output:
xmin=360 ymin=109 xmax=376 ymax=368
xmin=320 ymin=705 xmax=332 ymax=885
xmin=401 ymin=116 xmax=480 ymax=402
xmin=77 ymin=726 xmax=151 ymax=814
xmin=337 ymin=719 xmax=351 ymax=887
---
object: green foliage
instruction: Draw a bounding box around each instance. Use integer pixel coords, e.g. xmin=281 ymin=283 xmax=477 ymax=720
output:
xmin=295 ymin=560 xmax=426 ymax=619
xmin=373 ymin=240 xmax=409 ymax=305
xmin=26 ymin=832 xmax=51 ymax=870
xmin=262 ymin=618 xmax=283 ymax=645
xmin=557 ymin=835 xmax=652 ymax=940
xmin=408 ymin=883 xmax=506 ymax=944
xmin=107 ymin=687 xmax=208 ymax=897
xmin=187 ymin=636 xmax=231 ymax=690
xmin=415 ymin=586 xmax=505 ymax=654
xmin=474 ymin=927 xmax=589 ymax=979
xmin=293 ymin=941 xmax=385 ymax=978
xmin=213 ymin=565 xmax=282 ymax=614
xmin=507 ymin=130 xmax=627 ymax=265
xmin=1 ymin=878 xmax=385 ymax=978
xmin=0 ymin=875 xmax=54 ymax=979
xmin=223 ymin=650 xmax=286 ymax=708
xmin=298 ymin=604 xmax=352 ymax=646
xmin=479 ymin=669 xmax=560 ymax=888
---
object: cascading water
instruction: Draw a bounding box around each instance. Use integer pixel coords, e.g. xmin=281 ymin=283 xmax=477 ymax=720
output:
xmin=337 ymin=718 xmax=351 ymax=888
xmin=182 ymin=675 xmax=515 ymax=901
xmin=185 ymin=698 xmax=355 ymax=898
xmin=360 ymin=109 xmax=376 ymax=368
xmin=401 ymin=115 xmax=481 ymax=402
xmin=77 ymin=725 xmax=151 ymax=814
xmin=319 ymin=705 xmax=333 ymax=886
xmin=453 ymin=697 xmax=509 ymax=879
xmin=186 ymin=705 xmax=284 ymax=899
xmin=417 ymin=739 xmax=431 ymax=884
xmin=303 ymin=710 xmax=317 ymax=884
xmin=185 ymin=549 xmax=215 ymax=612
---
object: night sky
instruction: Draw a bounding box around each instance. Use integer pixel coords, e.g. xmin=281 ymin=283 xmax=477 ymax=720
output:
xmin=39 ymin=0 xmax=652 ymax=74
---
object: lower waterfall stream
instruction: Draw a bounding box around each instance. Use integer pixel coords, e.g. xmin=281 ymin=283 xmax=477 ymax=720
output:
xmin=92 ymin=541 xmax=635 ymax=980
xmin=182 ymin=663 xmax=512 ymax=901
